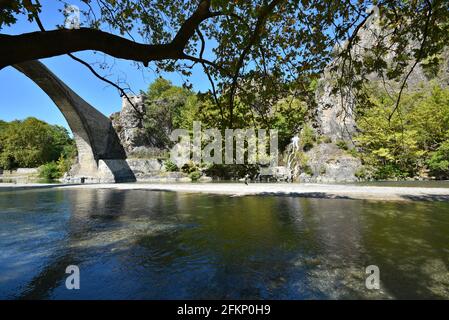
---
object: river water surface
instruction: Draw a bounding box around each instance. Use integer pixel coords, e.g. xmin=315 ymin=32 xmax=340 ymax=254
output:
xmin=0 ymin=188 xmax=448 ymax=299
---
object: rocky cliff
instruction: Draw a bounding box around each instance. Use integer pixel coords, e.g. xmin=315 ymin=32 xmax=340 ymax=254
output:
xmin=314 ymin=16 xmax=449 ymax=143
xmin=299 ymin=15 xmax=449 ymax=182
xmin=110 ymin=95 xmax=148 ymax=155
xmin=110 ymin=95 xmax=170 ymax=159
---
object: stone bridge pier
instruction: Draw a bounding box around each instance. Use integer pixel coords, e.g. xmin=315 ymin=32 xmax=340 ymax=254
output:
xmin=13 ymin=61 xmax=135 ymax=183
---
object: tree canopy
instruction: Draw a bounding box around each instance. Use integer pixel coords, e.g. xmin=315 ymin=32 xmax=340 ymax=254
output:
xmin=355 ymin=83 xmax=449 ymax=179
xmin=2 ymin=0 xmax=448 ymax=127
xmin=0 ymin=117 xmax=75 ymax=169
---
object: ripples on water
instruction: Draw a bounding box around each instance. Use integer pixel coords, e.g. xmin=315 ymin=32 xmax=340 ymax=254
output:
xmin=0 ymin=188 xmax=448 ymax=299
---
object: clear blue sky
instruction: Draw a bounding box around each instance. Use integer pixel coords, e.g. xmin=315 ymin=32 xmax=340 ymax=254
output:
xmin=0 ymin=0 xmax=211 ymax=131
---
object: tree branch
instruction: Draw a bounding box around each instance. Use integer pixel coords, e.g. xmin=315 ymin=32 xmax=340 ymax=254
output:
xmin=388 ymin=0 xmax=433 ymax=121
xmin=68 ymin=53 xmax=144 ymax=118
xmin=227 ymin=0 xmax=284 ymax=127
xmin=195 ymin=27 xmax=224 ymax=124
xmin=0 ymin=0 xmax=215 ymax=69
xmin=22 ymin=0 xmax=144 ymax=118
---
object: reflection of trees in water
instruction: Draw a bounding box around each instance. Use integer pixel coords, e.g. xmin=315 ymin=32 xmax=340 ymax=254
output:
xmin=284 ymin=197 xmax=365 ymax=259
xmin=10 ymin=190 xmax=449 ymax=299
xmin=359 ymin=201 xmax=449 ymax=299
xmin=131 ymin=196 xmax=364 ymax=299
xmin=132 ymin=195 xmax=303 ymax=299
xmin=16 ymin=189 xmax=146 ymax=299
xmin=279 ymin=197 xmax=380 ymax=299
xmin=286 ymin=198 xmax=448 ymax=299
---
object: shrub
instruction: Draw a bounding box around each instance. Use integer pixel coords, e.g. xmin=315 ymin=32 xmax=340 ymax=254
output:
xmin=57 ymin=155 xmax=72 ymax=176
xmin=164 ymin=159 xmax=178 ymax=172
xmin=347 ymin=147 xmax=359 ymax=158
xmin=189 ymin=171 xmax=201 ymax=181
xmin=296 ymin=151 xmax=309 ymax=168
xmin=303 ymin=165 xmax=313 ymax=176
xmin=428 ymin=140 xmax=449 ymax=178
xmin=355 ymin=167 xmax=368 ymax=180
xmin=38 ymin=162 xmax=61 ymax=180
xmin=294 ymin=151 xmax=313 ymax=175
xmin=181 ymin=160 xmax=201 ymax=174
xmin=299 ymin=124 xmax=316 ymax=151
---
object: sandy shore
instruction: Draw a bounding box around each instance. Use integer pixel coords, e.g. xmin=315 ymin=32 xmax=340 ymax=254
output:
xmin=1 ymin=182 xmax=449 ymax=201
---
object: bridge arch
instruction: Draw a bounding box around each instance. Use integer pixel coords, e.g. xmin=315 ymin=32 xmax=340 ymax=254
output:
xmin=13 ymin=60 xmax=135 ymax=182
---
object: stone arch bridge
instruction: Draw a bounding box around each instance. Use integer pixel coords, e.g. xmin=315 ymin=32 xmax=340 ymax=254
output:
xmin=13 ymin=60 xmax=135 ymax=183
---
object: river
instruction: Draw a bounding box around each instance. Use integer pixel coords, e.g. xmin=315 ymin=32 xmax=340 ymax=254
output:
xmin=0 ymin=187 xmax=448 ymax=299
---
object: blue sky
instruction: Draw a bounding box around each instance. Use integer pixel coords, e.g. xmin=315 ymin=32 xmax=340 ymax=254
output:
xmin=0 ymin=0 xmax=211 ymax=131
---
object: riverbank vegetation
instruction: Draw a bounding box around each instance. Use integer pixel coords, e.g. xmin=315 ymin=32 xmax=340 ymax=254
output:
xmin=141 ymin=77 xmax=310 ymax=179
xmin=140 ymin=74 xmax=449 ymax=180
xmin=2 ymin=1 xmax=448 ymax=182
xmin=2 ymin=78 xmax=449 ymax=182
xmin=139 ymin=75 xmax=449 ymax=181
xmin=0 ymin=117 xmax=76 ymax=179
xmin=355 ymin=83 xmax=449 ymax=180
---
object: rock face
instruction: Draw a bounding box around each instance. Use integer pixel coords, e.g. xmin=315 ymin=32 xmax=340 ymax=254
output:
xmin=126 ymin=159 xmax=191 ymax=181
xmin=110 ymin=102 xmax=194 ymax=181
xmin=306 ymin=15 xmax=449 ymax=182
xmin=313 ymin=16 xmax=449 ymax=143
xmin=299 ymin=71 xmax=363 ymax=181
xmin=298 ymin=143 xmax=361 ymax=183
xmin=110 ymin=96 xmax=150 ymax=156
xmin=315 ymin=79 xmax=358 ymax=142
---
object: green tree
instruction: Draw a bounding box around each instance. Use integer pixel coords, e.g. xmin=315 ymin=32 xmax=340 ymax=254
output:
xmin=428 ymin=140 xmax=449 ymax=179
xmin=143 ymin=78 xmax=198 ymax=149
xmin=38 ymin=162 xmax=60 ymax=180
xmin=0 ymin=117 xmax=75 ymax=170
xmin=0 ymin=120 xmax=8 ymax=131
xmin=407 ymin=85 xmax=449 ymax=151
xmin=355 ymin=83 xmax=449 ymax=179
xmin=271 ymin=97 xmax=307 ymax=150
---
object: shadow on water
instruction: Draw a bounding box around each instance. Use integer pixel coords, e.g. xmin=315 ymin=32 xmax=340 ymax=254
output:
xmin=0 ymin=188 xmax=448 ymax=299
xmin=357 ymin=201 xmax=449 ymax=299
xmin=255 ymin=192 xmax=353 ymax=200
xmin=400 ymin=194 xmax=449 ymax=202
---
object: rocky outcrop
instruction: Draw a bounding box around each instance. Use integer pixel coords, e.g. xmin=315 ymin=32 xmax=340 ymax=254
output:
xmin=306 ymin=15 xmax=449 ymax=182
xmin=315 ymin=79 xmax=358 ymax=143
xmin=111 ymin=95 xmax=171 ymax=160
xmin=314 ymin=16 xmax=449 ymax=143
xmin=126 ymin=159 xmax=192 ymax=182
xmin=110 ymin=96 xmax=149 ymax=155
xmin=298 ymin=143 xmax=361 ymax=183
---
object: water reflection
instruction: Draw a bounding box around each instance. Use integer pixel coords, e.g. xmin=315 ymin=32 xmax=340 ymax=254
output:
xmin=0 ymin=188 xmax=448 ymax=299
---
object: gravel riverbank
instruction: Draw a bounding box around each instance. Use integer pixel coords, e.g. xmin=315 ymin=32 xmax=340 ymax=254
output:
xmin=2 ymin=182 xmax=449 ymax=201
